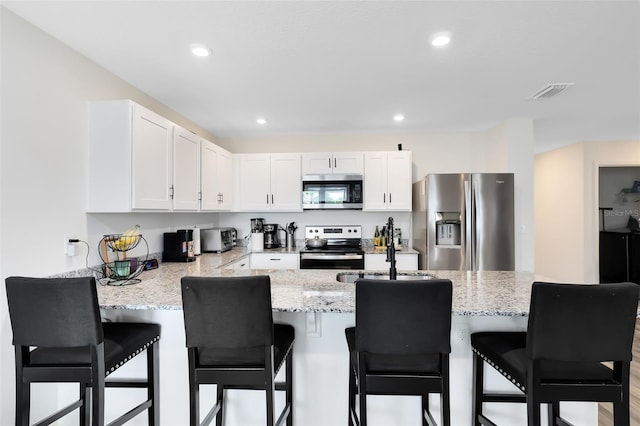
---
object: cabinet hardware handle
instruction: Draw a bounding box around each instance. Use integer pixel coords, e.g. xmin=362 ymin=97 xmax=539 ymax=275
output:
xmin=198 ymin=191 xmax=202 ymax=201
xmin=271 ymin=194 xmax=274 ymax=204
xmin=170 ymin=185 xmax=174 ymax=199
xmin=389 ymin=193 xmax=392 ymax=203
xmin=270 ymin=258 xmax=281 ymax=261
xmin=329 ymin=158 xmax=332 ymax=169
xmin=267 ymin=194 xmax=269 ymax=204
xmin=383 ymin=193 xmax=386 ymax=203
xmin=334 ymin=158 xmax=337 ymax=168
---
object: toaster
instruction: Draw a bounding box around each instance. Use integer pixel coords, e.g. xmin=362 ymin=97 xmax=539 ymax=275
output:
xmin=201 ymin=228 xmax=235 ymax=253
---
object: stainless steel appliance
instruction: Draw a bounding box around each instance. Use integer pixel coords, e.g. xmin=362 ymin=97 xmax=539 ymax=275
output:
xmin=299 ymin=225 xmax=364 ymax=269
xmin=250 ymin=218 xmax=265 ymax=233
xmin=412 ymin=173 xmax=514 ymax=271
xmin=302 ymin=175 xmax=363 ymax=210
xmin=162 ymin=229 xmax=196 ymax=262
xmin=201 ymin=228 xmax=235 ymax=253
xmin=263 ymin=224 xmax=281 ymax=249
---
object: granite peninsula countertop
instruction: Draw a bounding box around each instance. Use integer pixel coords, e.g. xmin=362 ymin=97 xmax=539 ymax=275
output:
xmin=95 ymin=248 xmax=548 ymax=316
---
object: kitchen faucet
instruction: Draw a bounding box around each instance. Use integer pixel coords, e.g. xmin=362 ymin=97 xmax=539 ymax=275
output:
xmin=385 ymin=216 xmax=397 ymax=280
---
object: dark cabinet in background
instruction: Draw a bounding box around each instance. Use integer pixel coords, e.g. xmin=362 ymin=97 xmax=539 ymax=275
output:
xmin=600 ymin=230 xmax=640 ymax=284
xmin=630 ymin=233 xmax=640 ymax=283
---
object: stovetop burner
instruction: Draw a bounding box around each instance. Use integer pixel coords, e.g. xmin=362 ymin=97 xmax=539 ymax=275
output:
xmin=300 ymin=226 xmax=364 ymax=269
xmin=302 ymin=225 xmax=363 ymax=253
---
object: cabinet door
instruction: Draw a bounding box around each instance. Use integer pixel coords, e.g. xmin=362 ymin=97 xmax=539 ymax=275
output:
xmin=630 ymin=234 xmax=640 ymax=284
xmin=131 ymin=104 xmax=174 ymax=210
xmin=333 ymin=152 xmax=364 ymax=174
xmin=200 ymin=140 xmax=219 ymax=210
xmin=302 ymin=153 xmax=333 ymax=175
xmin=251 ymin=253 xmax=299 ymax=269
xmin=363 ymin=152 xmax=389 ymax=211
xmin=365 ymin=253 xmax=418 ymax=270
xmin=386 ymin=151 xmax=412 ymax=211
xmin=172 ymin=127 xmax=200 ymax=211
xmin=217 ymin=148 xmax=233 ymax=210
xmin=236 ymin=154 xmax=271 ymax=211
xmin=270 ymin=154 xmax=302 ymax=211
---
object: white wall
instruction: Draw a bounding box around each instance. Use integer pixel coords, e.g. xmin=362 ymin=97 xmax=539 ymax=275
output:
xmin=535 ymin=143 xmax=587 ymax=282
xmin=534 ymin=140 xmax=640 ymax=283
xmin=0 ymin=9 xmax=220 ymax=424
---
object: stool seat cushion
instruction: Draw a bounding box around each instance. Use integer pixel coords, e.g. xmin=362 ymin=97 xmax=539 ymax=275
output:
xmin=345 ymin=327 xmax=441 ymax=374
xmin=29 ymin=322 xmax=161 ymax=375
xmin=198 ymin=323 xmax=294 ymax=371
xmin=471 ymin=331 xmax=616 ymax=391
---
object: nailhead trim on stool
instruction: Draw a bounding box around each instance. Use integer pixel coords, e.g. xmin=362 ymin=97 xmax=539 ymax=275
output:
xmin=472 ymin=347 xmax=526 ymax=392
xmin=107 ymin=335 xmax=160 ymax=377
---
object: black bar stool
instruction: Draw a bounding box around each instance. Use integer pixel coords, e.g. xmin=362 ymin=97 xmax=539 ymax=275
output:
xmin=180 ymin=275 xmax=294 ymax=426
xmin=471 ymin=281 xmax=639 ymax=426
xmin=5 ymin=276 xmax=161 ymax=426
xmin=345 ymin=278 xmax=453 ymax=426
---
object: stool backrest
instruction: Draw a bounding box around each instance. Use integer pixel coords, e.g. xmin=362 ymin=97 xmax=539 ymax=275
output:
xmin=526 ymin=281 xmax=639 ymax=362
xmin=181 ymin=275 xmax=273 ymax=349
xmin=5 ymin=276 xmax=103 ymax=347
xmin=355 ymin=279 xmax=453 ymax=355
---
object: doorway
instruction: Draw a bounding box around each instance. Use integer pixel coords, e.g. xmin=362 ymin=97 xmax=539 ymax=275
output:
xmin=598 ymin=166 xmax=640 ymax=284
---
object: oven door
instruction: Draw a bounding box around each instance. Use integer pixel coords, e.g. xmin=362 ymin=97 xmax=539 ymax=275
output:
xmin=299 ymin=252 xmax=365 ymax=269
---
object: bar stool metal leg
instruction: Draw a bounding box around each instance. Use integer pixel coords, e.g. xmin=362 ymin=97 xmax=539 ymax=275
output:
xmin=357 ymin=354 xmax=369 ymax=426
xmin=215 ymin=385 xmax=224 ymax=426
xmin=15 ymin=347 xmax=29 ymax=426
xmin=441 ymin=356 xmax=451 ymax=426
xmin=147 ymin=342 xmax=160 ymax=425
xmin=472 ymin=351 xmax=483 ymax=426
xmin=286 ymin=351 xmax=293 ymax=426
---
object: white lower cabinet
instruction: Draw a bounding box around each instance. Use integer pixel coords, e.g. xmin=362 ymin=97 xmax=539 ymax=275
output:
xmin=364 ymin=253 xmax=418 ymax=270
xmin=250 ymin=253 xmax=299 ymax=270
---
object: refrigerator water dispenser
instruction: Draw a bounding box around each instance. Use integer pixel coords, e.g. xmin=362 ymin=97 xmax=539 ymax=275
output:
xmin=436 ymin=220 xmax=461 ymax=246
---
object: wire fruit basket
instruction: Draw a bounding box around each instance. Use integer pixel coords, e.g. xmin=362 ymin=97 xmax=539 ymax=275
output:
xmin=98 ymin=234 xmax=149 ymax=286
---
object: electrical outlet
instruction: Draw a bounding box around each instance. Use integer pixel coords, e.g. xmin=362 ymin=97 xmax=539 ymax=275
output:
xmin=64 ymin=235 xmax=77 ymax=256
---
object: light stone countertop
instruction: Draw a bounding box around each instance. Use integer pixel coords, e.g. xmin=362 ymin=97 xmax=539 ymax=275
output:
xmin=96 ymin=248 xmax=547 ymax=316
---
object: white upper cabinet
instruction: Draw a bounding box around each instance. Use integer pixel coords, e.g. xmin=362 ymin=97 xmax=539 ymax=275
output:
xmin=200 ymin=140 xmax=233 ymax=211
xmin=172 ymin=126 xmax=200 ymax=211
xmin=363 ymin=151 xmax=412 ymax=211
xmin=89 ymin=100 xmax=174 ymax=212
xmin=235 ymin=153 xmax=301 ymax=212
xmin=302 ymin=152 xmax=363 ymax=175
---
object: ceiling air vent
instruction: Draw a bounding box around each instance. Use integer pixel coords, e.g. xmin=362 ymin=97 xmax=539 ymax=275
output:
xmin=529 ymin=83 xmax=574 ymax=99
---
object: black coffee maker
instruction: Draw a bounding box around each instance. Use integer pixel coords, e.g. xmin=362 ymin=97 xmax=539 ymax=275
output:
xmin=263 ymin=224 xmax=280 ymax=249
xmin=162 ymin=229 xmax=196 ymax=262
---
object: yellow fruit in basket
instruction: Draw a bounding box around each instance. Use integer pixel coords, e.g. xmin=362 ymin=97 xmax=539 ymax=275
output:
xmin=113 ymin=225 xmax=140 ymax=250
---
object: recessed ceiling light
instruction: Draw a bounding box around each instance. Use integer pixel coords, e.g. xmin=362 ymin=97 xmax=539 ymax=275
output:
xmin=256 ymin=118 xmax=267 ymax=125
xmin=430 ymin=32 xmax=452 ymax=47
xmin=190 ymin=44 xmax=211 ymax=57
xmin=394 ymin=114 xmax=405 ymax=122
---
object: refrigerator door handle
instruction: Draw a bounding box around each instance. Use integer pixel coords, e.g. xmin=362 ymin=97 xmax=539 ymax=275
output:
xmin=464 ymin=179 xmax=473 ymax=270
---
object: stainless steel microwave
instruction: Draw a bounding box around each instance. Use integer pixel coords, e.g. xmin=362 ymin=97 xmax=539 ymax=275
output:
xmin=302 ymin=174 xmax=363 ymax=210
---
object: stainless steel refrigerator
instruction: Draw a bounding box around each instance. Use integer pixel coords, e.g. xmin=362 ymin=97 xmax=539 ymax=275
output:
xmin=412 ymin=173 xmax=514 ymax=271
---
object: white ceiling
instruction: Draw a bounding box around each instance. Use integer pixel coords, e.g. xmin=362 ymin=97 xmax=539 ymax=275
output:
xmin=4 ymin=0 xmax=640 ymax=153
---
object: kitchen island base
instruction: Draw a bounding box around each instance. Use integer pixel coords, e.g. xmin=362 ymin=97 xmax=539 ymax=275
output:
xmin=59 ymin=309 xmax=597 ymax=426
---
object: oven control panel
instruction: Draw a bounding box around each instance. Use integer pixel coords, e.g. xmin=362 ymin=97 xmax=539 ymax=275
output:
xmin=305 ymin=225 xmax=362 ymax=239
